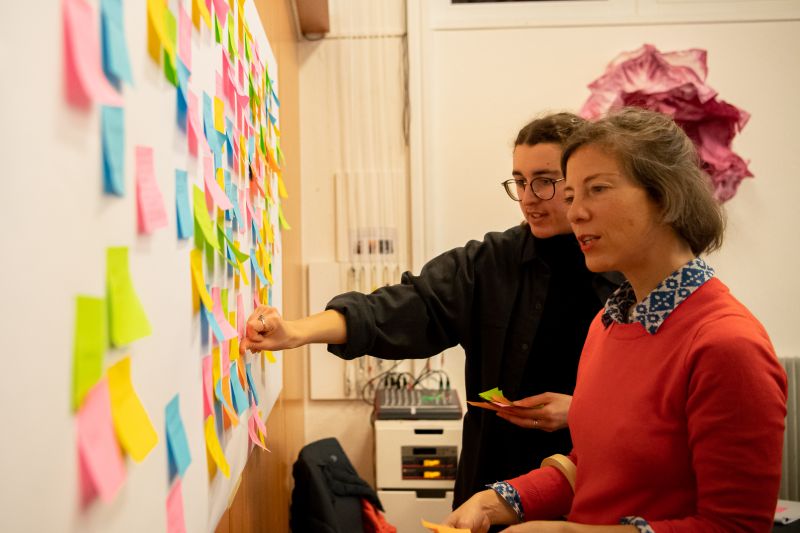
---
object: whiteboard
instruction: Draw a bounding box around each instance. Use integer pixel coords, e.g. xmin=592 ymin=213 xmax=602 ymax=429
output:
xmin=0 ymin=0 xmax=285 ymax=531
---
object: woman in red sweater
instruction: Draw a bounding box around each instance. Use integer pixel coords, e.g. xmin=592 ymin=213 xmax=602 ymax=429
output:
xmin=445 ymin=108 xmax=787 ymax=533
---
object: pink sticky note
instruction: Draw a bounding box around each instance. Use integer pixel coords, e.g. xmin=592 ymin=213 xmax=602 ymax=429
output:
xmin=178 ymin=5 xmax=192 ymax=70
xmin=166 ymin=479 xmax=187 ymax=533
xmin=246 ymin=198 xmax=256 ymax=229
xmin=187 ymin=90 xmax=199 ymax=156
xmin=77 ymin=377 xmax=126 ymax=503
xmin=247 ymin=413 xmax=269 ymax=451
xmin=203 ymin=158 xmax=233 ymax=210
xmin=212 ymin=0 xmax=229 ymax=23
xmin=215 ymin=73 xmax=225 ymax=104
xmin=202 ymin=356 xmax=213 ymax=418
xmin=136 ymin=146 xmax=169 ymax=234
xmin=236 ymin=294 xmax=245 ymax=340
xmin=238 ymin=59 xmax=244 ymax=89
xmin=253 ymin=407 xmax=268 ymax=439
xmin=62 ymin=0 xmax=123 ymax=107
xmin=211 ymin=287 xmax=238 ymax=340
xmin=246 ymin=197 xmax=259 ymax=229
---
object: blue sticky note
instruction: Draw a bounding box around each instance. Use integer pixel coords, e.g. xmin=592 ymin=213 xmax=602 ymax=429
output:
xmin=165 ymin=395 xmax=192 ymax=478
xmin=175 ymin=170 xmax=193 ymax=239
xmin=226 ymin=183 xmax=243 ymax=227
xmin=199 ymin=292 xmax=209 ymax=346
xmin=245 ymin=362 xmax=259 ymax=406
xmin=251 ymin=219 xmax=259 ymax=247
xmin=101 ymin=106 xmax=125 ymax=196
xmin=177 ymin=59 xmax=190 ymax=97
xmin=250 ymin=250 xmax=268 ymax=285
xmin=176 ymin=61 xmax=190 ymax=132
xmin=202 ymin=302 xmax=225 ymax=343
xmin=100 ymin=0 xmax=133 ymax=86
xmin=230 ymin=363 xmax=249 ymax=415
xmin=268 ymin=111 xmax=277 ymax=126
xmin=271 ymin=86 xmax=280 ymax=108
xmin=247 ymin=135 xmax=255 ymax=161
xmin=177 ymin=87 xmax=188 ymax=132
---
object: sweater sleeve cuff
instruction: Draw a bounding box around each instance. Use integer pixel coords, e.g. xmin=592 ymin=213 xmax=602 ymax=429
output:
xmin=620 ymin=516 xmax=654 ymax=533
xmin=325 ymin=292 xmax=375 ymax=359
xmin=507 ymin=466 xmax=573 ymax=520
xmin=488 ymin=481 xmax=524 ymax=522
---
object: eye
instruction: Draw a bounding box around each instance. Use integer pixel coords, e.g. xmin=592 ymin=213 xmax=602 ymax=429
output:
xmin=589 ymin=185 xmax=608 ymax=194
xmin=563 ymin=195 xmax=574 ymax=205
xmin=514 ymin=179 xmax=527 ymax=188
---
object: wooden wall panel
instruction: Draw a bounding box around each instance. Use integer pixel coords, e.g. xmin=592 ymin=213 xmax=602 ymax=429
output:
xmin=216 ymin=0 xmax=305 ymax=531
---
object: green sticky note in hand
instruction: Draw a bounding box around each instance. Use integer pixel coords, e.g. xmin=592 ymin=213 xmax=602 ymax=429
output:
xmin=478 ymin=387 xmax=512 ymax=405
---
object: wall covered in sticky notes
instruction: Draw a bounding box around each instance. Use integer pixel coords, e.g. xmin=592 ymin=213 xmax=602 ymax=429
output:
xmin=0 ymin=0 xmax=288 ymax=531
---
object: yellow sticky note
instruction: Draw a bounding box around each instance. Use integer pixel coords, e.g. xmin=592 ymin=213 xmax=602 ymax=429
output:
xmin=214 ymin=97 xmax=225 ymax=133
xmin=264 ymin=350 xmax=276 ymax=364
xmin=204 ymin=416 xmax=230 ymax=478
xmin=278 ymin=205 xmax=291 ymax=230
xmin=146 ymin=0 xmax=165 ymax=63
xmin=192 ymin=0 xmax=211 ymax=29
xmin=190 ymin=249 xmax=213 ymax=310
xmin=107 ymin=356 xmax=158 ymax=462
xmin=72 ymin=295 xmax=107 ymax=411
xmin=212 ymin=346 xmax=221 ymax=387
xmin=107 ymin=247 xmax=152 ymax=346
xmin=277 ymin=175 xmax=288 ymax=199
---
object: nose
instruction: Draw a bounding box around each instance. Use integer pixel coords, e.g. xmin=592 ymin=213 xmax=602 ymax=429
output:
xmin=520 ymin=184 xmax=542 ymax=204
xmin=567 ymin=196 xmax=588 ymax=224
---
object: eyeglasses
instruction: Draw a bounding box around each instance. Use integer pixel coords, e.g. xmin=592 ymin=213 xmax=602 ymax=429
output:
xmin=501 ymin=177 xmax=565 ymax=201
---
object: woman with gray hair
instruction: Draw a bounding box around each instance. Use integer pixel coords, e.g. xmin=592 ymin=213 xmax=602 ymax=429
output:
xmin=446 ymin=108 xmax=787 ymax=532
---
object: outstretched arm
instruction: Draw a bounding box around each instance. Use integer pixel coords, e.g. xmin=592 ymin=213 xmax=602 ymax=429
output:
xmin=239 ymin=306 xmax=347 ymax=354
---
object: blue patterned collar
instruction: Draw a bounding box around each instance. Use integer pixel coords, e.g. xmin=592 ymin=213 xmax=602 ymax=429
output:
xmin=601 ymin=257 xmax=715 ymax=335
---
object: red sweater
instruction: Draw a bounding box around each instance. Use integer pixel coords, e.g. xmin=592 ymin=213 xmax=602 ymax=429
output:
xmin=509 ymin=278 xmax=787 ymax=532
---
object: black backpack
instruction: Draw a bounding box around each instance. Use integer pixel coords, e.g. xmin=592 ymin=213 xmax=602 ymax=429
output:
xmin=290 ymin=437 xmax=384 ymax=533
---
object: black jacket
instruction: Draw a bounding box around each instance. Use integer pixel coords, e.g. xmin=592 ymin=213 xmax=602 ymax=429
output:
xmin=327 ymin=225 xmax=621 ymax=507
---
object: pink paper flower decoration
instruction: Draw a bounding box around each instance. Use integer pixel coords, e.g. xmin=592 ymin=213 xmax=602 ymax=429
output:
xmin=580 ymin=44 xmax=752 ymax=202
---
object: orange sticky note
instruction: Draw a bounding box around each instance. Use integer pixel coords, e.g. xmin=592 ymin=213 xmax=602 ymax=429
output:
xmin=421 ymin=519 xmax=470 ymax=533
xmin=62 ymin=0 xmax=123 ymax=107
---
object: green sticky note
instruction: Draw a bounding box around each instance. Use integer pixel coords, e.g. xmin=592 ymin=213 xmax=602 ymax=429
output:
xmin=214 ymin=15 xmax=222 ymax=43
xmin=478 ymin=387 xmax=507 ymax=403
xmin=193 ymin=185 xmax=221 ymax=252
xmin=163 ymin=49 xmax=178 ymax=87
xmin=72 ymin=296 xmax=107 ymax=411
xmin=107 ymin=247 xmax=152 ymax=346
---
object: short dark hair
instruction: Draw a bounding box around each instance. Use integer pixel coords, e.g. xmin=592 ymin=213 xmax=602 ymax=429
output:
xmin=561 ymin=107 xmax=725 ymax=255
xmin=515 ymin=112 xmax=585 ymax=148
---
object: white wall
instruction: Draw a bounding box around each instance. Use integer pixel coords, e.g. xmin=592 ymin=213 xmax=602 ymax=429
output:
xmin=408 ymin=1 xmax=800 ymax=383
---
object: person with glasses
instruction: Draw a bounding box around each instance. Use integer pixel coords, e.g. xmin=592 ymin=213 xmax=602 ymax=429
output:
xmin=240 ymin=112 xmax=622 ymax=508
xmin=444 ymin=109 xmax=786 ymax=532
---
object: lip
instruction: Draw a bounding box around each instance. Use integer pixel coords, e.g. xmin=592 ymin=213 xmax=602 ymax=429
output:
xmin=576 ymin=233 xmax=599 ymax=252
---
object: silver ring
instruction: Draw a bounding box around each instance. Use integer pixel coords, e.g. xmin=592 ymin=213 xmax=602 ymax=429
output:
xmin=258 ymin=314 xmax=267 ymax=331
